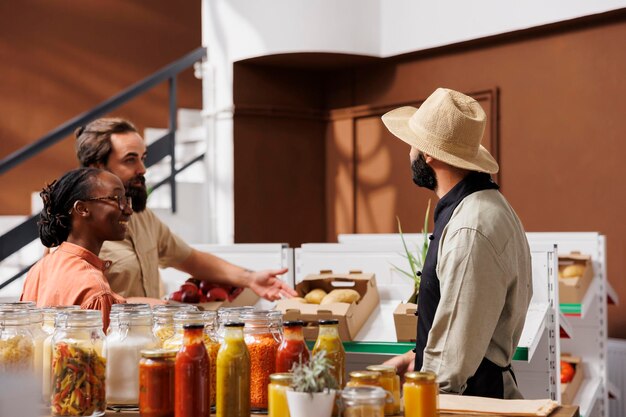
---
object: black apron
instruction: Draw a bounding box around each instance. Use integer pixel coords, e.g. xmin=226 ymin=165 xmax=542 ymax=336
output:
xmin=414 ymin=172 xmax=515 ymax=399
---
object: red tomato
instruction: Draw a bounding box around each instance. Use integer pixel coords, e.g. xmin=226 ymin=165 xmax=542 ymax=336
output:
xmin=561 ymin=361 xmax=575 ymax=384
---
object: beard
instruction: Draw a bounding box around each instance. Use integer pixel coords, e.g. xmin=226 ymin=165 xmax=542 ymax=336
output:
xmin=411 ymin=153 xmax=437 ymax=190
xmin=125 ymin=175 xmax=148 ymax=212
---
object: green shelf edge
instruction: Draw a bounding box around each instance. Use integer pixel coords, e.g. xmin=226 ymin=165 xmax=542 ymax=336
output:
xmin=560 ymin=303 xmax=582 ymax=315
xmin=305 ymin=341 xmax=528 ymax=361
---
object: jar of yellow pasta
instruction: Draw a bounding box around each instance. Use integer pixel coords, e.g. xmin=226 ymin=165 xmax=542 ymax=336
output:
xmin=152 ymin=303 xmax=198 ymax=346
xmin=0 ymin=309 xmax=34 ymax=373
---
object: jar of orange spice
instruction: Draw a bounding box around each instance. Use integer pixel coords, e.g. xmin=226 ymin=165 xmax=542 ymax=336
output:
xmin=242 ymin=310 xmax=282 ymax=411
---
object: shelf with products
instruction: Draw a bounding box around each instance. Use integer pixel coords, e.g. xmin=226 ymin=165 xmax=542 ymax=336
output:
xmin=527 ymin=232 xmax=609 ymax=417
xmin=296 ymin=238 xmax=560 ymax=400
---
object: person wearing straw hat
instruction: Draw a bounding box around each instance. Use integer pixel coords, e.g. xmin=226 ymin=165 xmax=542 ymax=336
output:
xmin=381 ymin=88 xmax=532 ymax=399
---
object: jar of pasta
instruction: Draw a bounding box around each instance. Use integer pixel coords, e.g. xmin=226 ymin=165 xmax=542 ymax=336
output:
xmin=162 ymin=310 xmax=218 ymax=406
xmin=0 ymin=309 xmax=34 ymax=373
xmin=51 ymin=310 xmax=106 ymax=417
xmin=105 ymin=306 xmax=158 ymax=407
xmin=152 ymin=304 xmax=197 ymax=346
xmin=242 ymin=309 xmax=282 ymax=411
xmin=366 ymin=365 xmax=401 ymax=415
xmin=41 ymin=306 xmax=80 ymax=404
xmin=341 ymin=386 xmax=387 ymax=417
xmin=403 ymin=371 xmax=438 ymax=417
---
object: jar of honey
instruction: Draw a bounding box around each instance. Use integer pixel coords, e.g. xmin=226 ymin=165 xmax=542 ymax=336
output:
xmin=346 ymin=371 xmax=382 ymax=388
xmin=366 ymin=365 xmax=401 ymax=415
xmin=268 ymin=373 xmax=292 ymax=417
xmin=139 ymin=349 xmax=176 ymax=417
xmin=403 ymin=371 xmax=438 ymax=417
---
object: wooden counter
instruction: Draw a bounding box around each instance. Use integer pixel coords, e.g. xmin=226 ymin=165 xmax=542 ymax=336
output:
xmin=92 ymin=405 xmax=579 ymax=417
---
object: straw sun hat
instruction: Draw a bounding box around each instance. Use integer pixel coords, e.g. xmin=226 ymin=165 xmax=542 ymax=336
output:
xmin=381 ymin=88 xmax=499 ymax=174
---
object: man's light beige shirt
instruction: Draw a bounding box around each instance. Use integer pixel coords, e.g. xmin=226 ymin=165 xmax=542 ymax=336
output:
xmin=422 ymin=189 xmax=533 ymax=399
xmin=100 ymin=208 xmax=192 ymax=298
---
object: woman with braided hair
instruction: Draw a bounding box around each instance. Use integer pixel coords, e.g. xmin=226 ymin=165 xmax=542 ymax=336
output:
xmin=20 ymin=167 xmax=133 ymax=330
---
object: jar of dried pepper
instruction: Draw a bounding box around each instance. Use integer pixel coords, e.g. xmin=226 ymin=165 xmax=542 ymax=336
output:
xmin=242 ymin=309 xmax=282 ymax=411
xmin=51 ymin=310 xmax=106 ymax=417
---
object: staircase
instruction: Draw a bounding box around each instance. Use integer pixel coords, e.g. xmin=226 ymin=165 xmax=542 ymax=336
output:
xmin=0 ymin=108 xmax=208 ymax=301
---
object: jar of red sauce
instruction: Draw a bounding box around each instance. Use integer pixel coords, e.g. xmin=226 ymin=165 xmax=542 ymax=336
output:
xmin=276 ymin=320 xmax=309 ymax=372
xmin=175 ymin=324 xmax=210 ymax=417
xmin=139 ymin=349 xmax=176 ymax=417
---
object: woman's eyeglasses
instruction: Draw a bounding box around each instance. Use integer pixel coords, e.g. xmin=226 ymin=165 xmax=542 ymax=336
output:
xmin=85 ymin=195 xmax=132 ymax=211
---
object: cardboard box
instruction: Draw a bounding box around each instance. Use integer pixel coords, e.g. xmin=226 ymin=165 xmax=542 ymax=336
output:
xmin=170 ymin=288 xmax=259 ymax=311
xmin=560 ymin=354 xmax=583 ymax=405
xmin=394 ymin=302 xmax=418 ymax=342
xmin=558 ymin=253 xmax=594 ymax=304
xmin=276 ymin=270 xmax=380 ymax=341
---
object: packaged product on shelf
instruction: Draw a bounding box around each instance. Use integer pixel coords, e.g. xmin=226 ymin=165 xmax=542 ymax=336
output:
xmin=139 ymin=349 xmax=176 ymax=417
xmin=312 ymin=319 xmax=345 ymax=388
xmin=560 ymin=354 xmax=584 ymax=405
xmin=216 ymin=321 xmax=250 ymax=417
xmin=276 ymin=320 xmax=309 ymax=373
xmin=0 ymin=309 xmax=34 ymax=373
xmin=50 ymin=310 xmax=106 ymax=417
xmin=175 ymin=324 xmax=211 ymax=417
xmin=243 ymin=309 xmax=282 ymax=410
xmin=104 ymin=305 xmax=158 ymax=406
xmin=558 ymin=252 xmax=594 ymax=304
xmin=276 ymin=270 xmax=379 ymax=341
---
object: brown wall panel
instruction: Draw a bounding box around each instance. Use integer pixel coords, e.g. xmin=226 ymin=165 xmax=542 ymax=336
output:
xmin=0 ymin=0 xmax=202 ymax=214
xmin=233 ymin=115 xmax=326 ymax=246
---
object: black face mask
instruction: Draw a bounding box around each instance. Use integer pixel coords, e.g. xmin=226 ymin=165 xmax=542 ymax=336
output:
xmin=125 ymin=175 xmax=148 ymax=212
xmin=411 ymin=153 xmax=437 ymax=191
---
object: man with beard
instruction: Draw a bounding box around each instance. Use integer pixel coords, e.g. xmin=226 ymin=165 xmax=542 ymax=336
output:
xmin=381 ymin=88 xmax=532 ymax=399
xmin=75 ymin=118 xmax=297 ymax=301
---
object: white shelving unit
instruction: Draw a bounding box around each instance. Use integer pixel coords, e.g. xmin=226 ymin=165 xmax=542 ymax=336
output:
xmin=296 ymin=237 xmax=561 ymax=400
xmin=526 ymin=232 xmax=611 ymax=417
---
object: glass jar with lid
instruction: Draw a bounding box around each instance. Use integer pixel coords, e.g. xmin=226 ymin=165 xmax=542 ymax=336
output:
xmin=41 ymin=306 xmax=81 ymax=404
xmin=0 ymin=308 xmax=34 ymax=373
xmin=347 ymin=370 xmax=382 ymax=388
xmin=341 ymin=386 xmax=387 ymax=417
xmin=403 ymin=371 xmax=438 ymax=417
xmin=0 ymin=301 xmax=36 ymax=310
xmin=162 ymin=310 xmax=218 ymax=406
xmin=242 ymin=309 xmax=282 ymax=410
xmin=28 ymin=309 xmax=48 ymax=399
xmin=268 ymin=372 xmax=292 ymax=417
xmin=216 ymin=306 xmax=255 ymax=342
xmin=152 ymin=304 xmax=197 ymax=346
xmin=139 ymin=349 xmax=176 ymax=417
xmin=366 ymin=365 xmax=401 ymax=415
xmin=105 ymin=305 xmax=158 ymax=407
xmin=51 ymin=309 xmax=106 ymax=417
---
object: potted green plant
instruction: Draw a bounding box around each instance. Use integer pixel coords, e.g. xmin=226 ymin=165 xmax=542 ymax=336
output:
xmin=286 ymin=350 xmax=338 ymax=417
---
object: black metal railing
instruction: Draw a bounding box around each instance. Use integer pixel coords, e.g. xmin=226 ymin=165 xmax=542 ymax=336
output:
xmin=0 ymin=47 xmax=207 ymax=290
